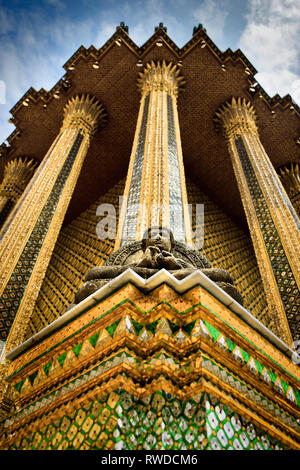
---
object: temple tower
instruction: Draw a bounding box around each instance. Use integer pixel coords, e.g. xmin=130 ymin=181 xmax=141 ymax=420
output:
xmin=278 ymin=163 xmax=300 ymax=217
xmin=0 ymin=24 xmax=299 ymax=452
xmin=0 ymin=95 xmax=106 ymax=422
xmin=0 ymin=95 xmax=106 ymax=349
xmin=116 ymin=60 xmax=192 ymax=248
xmin=215 ymin=98 xmax=300 ymax=345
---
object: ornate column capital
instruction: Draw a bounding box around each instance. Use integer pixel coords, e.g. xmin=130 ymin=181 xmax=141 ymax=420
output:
xmin=137 ymin=60 xmax=185 ymax=98
xmin=278 ymin=163 xmax=300 ymax=217
xmin=61 ymin=94 xmax=107 ymax=137
xmin=214 ymin=97 xmax=258 ymax=139
xmin=278 ymin=163 xmax=300 ymax=197
xmin=0 ymin=157 xmax=36 ymax=202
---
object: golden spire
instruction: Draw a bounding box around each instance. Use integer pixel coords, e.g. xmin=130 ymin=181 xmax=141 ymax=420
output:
xmin=61 ymin=94 xmax=107 ymax=137
xmin=137 ymin=60 xmax=185 ymax=98
xmin=0 ymin=157 xmax=37 ymax=203
xmin=214 ymin=97 xmax=258 ymax=139
xmin=116 ymin=61 xmax=191 ymax=248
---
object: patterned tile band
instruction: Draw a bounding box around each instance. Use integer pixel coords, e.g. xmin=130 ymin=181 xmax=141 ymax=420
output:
xmin=0 ymin=133 xmax=84 ymax=341
xmin=9 ymin=303 xmax=300 ymax=408
xmin=4 ymin=390 xmax=287 ymax=450
xmin=167 ymin=94 xmax=185 ymax=242
xmin=235 ymin=136 xmax=300 ymax=340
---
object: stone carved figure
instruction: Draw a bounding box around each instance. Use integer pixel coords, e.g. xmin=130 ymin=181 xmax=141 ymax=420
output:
xmin=137 ymin=227 xmax=194 ymax=270
xmin=74 ymin=227 xmax=243 ymax=305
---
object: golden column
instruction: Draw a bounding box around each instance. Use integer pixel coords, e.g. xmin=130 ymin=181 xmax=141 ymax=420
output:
xmin=0 ymin=158 xmax=36 ymax=230
xmin=0 ymin=94 xmax=106 ymax=348
xmin=215 ymin=97 xmax=300 ymax=345
xmin=278 ymin=163 xmax=300 ymax=217
xmin=116 ymin=60 xmax=192 ymax=248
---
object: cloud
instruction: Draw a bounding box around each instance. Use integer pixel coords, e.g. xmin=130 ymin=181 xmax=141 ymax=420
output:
xmin=0 ymin=4 xmax=118 ymax=142
xmin=1 ymin=0 xmax=299 ymax=145
xmin=0 ymin=0 xmax=227 ymax=143
xmin=44 ymin=0 xmax=66 ymax=10
xmin=192 ymin=0 xmax=229 ymax=45
xmin=239 ymin=0 xmax=300 ymax=103
xmin=0 ymin=5 xmax=16 ymax=34
xmin=113 ymin=0 xmax=189 ymax=47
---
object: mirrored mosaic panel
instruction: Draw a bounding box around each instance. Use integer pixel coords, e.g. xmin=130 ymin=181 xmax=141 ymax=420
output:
xmin=121 ymin=95 xmax=150 ymax=244
xmin=167 ymin=94 xmax=186 ymax=243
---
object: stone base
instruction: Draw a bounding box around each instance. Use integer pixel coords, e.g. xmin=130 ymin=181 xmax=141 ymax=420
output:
xmin=1 ymin=273 xmax=299 ymax=450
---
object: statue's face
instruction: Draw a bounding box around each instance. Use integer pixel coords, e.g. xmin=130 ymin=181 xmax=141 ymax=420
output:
xmin=144 ymin=231 xmax=172 ymax=252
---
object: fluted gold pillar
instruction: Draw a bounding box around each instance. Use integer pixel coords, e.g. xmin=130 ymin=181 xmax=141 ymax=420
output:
xmin=0 ymin=158 xmax=36 ymax=230
xmin=215 ymin=97 xmax=300 ymax=346
xmin=278 ymin=163 xmax=300 ymax=217
xmin=0 ymin=94 xmax=106 ymax=348
xmin=116 ymin=60 xmax=192 ymax=248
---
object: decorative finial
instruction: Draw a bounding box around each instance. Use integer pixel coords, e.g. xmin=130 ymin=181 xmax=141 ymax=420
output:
xmin=117 ymin=22 xmax=129 ymax=33
xmin=193 ymin=24 xmax=206 ymax=36
xmin=155 ymin=22 xmax=167 ymax=33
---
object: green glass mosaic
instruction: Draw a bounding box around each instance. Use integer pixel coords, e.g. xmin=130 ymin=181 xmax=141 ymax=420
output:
xmin=226 ymin=337 xmax=236 ymax=352
xmin=29 ymin=371 xmax=38 ymax=386
xmin=57 ymin=351 xmax=68 ymax=368
xmin=268 ymin=370 xmax=277 ymax=384
xmin=6 ymin=389 xmax=288 ymax=450
xmin=241 ymin=348 xmax=251 ymax=363
xmin=205 ymin=394 xmax=285 ymax=450
xmin=146 ymin=319 xmax=160 ymax=334
xmin=11 ymin=310 xmax=300 ymax=409
xmin=254 ymin=359 xmax=264 ymax=375
xmin=167 ymin=319 xmax=180 ymax=335
xmin=183 ymin=320 xmax=196 ymax=335
xmin=88 ymin=332 xmax=100 ymax=348
xmin=235 ymin=136 xmax=300 ymax=340
xmin=106 ymin=318 xmax=121 ymax=337
xmin=203 ymin=320 xmax=220 ymax=342
xmin=72 ymin=343 xmax=83 ymax=358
